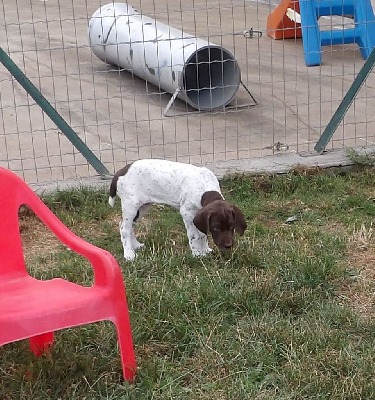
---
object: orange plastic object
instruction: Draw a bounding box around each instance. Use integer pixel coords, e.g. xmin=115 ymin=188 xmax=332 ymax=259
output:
xmin=0 ymin=167 xmax=136 ymax=381
xmin=267 ymin=0 xmax=302 ymax=40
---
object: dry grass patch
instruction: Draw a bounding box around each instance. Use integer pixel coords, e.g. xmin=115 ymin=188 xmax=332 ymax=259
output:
xmin=19 ymin=206 xmax=62 ymax=263
xmin=19 ymin=205 xmax=120 ymax=268
xmin=341 ymin=223 xmax=375 ymax=318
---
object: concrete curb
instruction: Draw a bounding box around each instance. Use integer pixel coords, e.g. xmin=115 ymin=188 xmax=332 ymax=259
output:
xmin=204 ymin=149 xmax=354 ymax=179
xmin=30 ymin=148 xmax=357 ymax=194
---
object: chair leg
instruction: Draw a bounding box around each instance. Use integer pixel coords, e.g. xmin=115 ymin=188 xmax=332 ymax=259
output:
xmin=300 ymin=0 xmax=322 ymax=66
xmin=114 ymin=307 xmax=137 ymax=381
xmin=116 ymin=322 xmax=137 ymax=381
xmin=355 ymin=0 xmax=375 ymax=59
xmin=29 ymin=332 xmax=54 ymax=356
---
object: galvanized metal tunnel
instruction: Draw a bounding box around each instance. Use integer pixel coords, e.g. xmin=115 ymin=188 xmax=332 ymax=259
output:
xmin=88 ymin=3 xmax=241 ymax=111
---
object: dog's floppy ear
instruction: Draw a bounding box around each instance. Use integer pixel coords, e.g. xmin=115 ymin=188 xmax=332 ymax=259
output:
xmin=193 ymin=207 xmax=210 ymax=234
xmin=233 ymin=205 xmax=247 ymax=236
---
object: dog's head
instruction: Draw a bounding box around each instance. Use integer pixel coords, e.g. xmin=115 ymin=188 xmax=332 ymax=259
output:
xmin=193 ymin=200 xmax=247 ymax=251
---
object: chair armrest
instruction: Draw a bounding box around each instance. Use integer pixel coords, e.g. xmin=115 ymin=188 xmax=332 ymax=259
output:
xmin=24 ymin=189 xmax=123 ymax=287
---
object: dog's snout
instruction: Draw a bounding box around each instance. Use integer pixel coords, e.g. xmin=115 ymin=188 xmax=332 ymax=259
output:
xmin=219 ymin=238 xmax=234 ymax=250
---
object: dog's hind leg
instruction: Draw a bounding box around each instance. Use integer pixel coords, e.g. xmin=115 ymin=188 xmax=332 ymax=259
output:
xmin=119 ymin=201 xmax=140 ymax=261
xmin=130 ymin=203 xmax=152 ymax=250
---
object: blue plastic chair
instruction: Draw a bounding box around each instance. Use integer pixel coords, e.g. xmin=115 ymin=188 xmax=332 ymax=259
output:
xmin=299 ymin=0 xmax=375 ymax=66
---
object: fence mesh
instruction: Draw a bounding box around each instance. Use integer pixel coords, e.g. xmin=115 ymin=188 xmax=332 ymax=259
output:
xmin=1 ymin=0 xmax=375 ymax=185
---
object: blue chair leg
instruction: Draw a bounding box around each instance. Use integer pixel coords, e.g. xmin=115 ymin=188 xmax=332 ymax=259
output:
xmin=354 ymin=1 xmax=375 ymax=59
xmin=300 ymin=0 xmax=322 ymax=66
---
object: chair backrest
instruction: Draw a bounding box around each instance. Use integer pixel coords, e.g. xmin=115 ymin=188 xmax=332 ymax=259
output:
xmin=0 ymin=168 xmax=42 ymax=278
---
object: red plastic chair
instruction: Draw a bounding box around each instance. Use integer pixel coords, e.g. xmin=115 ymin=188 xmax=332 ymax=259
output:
xmin=0 ymin=167 xmax=136 ymax=381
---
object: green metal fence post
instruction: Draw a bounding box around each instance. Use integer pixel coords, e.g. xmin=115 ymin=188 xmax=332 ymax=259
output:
xmin=0 ymin=46 xmax=110 ymax=177
xmin=314 ymin=47 xmax=375 ymax=154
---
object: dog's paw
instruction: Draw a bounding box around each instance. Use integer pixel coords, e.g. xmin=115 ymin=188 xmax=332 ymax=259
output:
xmin=132 ymin=239 xmax=145 ymax=250
xmin=123 ymin=249 xmax=137 ymax=261
xmin=192 ymin=247 xmax=212 ymax=257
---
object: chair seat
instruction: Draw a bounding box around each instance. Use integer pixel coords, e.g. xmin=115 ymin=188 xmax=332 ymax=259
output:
xmin=0 ymin=276 xmax=112 ymax=345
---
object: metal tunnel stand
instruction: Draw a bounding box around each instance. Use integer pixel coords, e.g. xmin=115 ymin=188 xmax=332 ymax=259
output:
xmin=163 ymin=81 xmax=259 ymax=117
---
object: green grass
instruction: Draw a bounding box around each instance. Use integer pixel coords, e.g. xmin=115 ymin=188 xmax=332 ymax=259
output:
xmin=2 ymin=167 xmax=375 ymax=399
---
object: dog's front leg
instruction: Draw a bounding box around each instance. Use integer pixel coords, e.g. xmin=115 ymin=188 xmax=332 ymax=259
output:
xmin=119 ymin=218 xmax=137 ymax=261
xmin=181 ymin=209 xmax=212 ymax=257
xmin=119 ymin=202 xmax=141 ymax=261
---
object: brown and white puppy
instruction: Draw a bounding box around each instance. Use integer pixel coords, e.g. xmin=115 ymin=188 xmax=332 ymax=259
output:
xmin=109 ymin=159 xmax=247 ymax=260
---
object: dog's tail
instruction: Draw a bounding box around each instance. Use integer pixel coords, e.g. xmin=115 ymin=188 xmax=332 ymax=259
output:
xmin=109 ymin=196 xmax=116 ymax=207
xmin=108 ymin=176 xmax=117 ymax=207
xmin=108 ymin=164 xmax=133 ymax=207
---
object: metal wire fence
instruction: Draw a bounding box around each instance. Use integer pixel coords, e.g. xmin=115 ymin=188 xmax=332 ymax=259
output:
xmin=1 ymin=0 xmax=375 ymax=185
